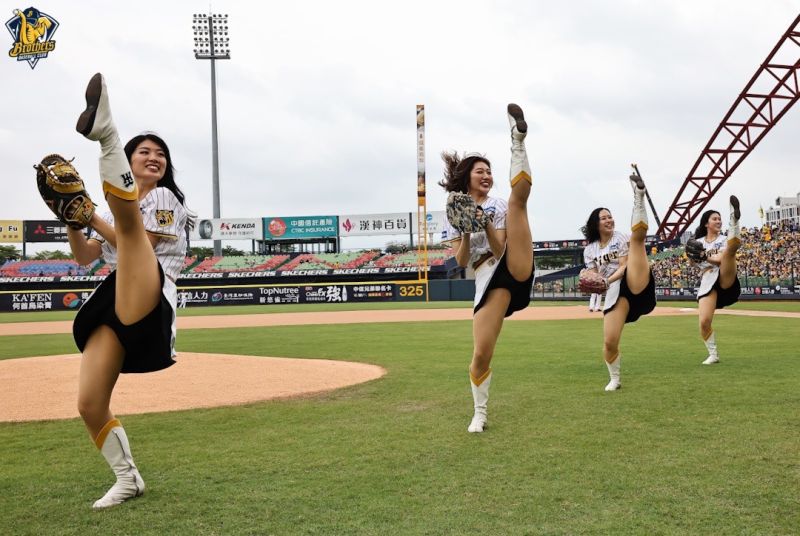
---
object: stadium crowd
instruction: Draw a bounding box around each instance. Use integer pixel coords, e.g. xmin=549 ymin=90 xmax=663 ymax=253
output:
xmin=651 ymin=223 xmax=799 ymax=288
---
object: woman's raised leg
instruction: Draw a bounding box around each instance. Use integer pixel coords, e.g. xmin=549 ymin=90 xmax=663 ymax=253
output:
xmin=504 ymin=104 xmax=534 ymax=282
xmin=719 ymin=196 xmax=741 ymax=289
xmin=626 ymin=174 xmax=650 ymax=294
xmin=77 ymin=73 xmax=161 ymax=325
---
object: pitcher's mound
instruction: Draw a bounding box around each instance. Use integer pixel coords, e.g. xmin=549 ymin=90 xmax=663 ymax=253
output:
xmin=0 ymin=352 xmax=385 ymax=422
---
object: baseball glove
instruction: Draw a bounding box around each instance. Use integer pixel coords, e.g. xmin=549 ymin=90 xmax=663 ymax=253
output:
xmin=446 ymin=192 xmax=493 ymax=233
xmin=578 ymin=269 xmax=608 ymax=295
xmin=34 ymin=154 xmax=96 ymax=230
xmin=684 ymin=239 xmax=707 ymax=263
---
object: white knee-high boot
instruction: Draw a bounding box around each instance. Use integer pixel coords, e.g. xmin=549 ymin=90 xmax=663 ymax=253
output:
xmin=92 ymin=418 xmax=145 ymax=509
xmin=630 ymin=175 xmax=648 ymax=233
xmin=76 ymin=73 xmax=138 ymax=201
xmin=507 ymin=104 xmax=531 ymax=187
xmin=605 ymin=355 xmax=621 ymax=391
xmin=702 ymin=331 xmax=719 ymax=365
xmin=468 ymin=369 xmax=492 ymax=433
xmin=728 ymin=195 xmax=741 ymax=248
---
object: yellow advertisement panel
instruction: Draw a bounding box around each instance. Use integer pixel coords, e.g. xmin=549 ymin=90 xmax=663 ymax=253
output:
xmin=0 ymin=220 xmax=23 ymax=243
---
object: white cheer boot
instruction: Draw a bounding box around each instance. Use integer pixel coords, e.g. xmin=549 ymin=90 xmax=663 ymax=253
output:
xmin=630 ymin=174 xmax=648 ymax=233
xmin=468 ymin=369 xmax=492 ymax=433
xmin=92 ymin=419 xmax=145 ymax=509
xmin=605 ymin=355 xmax=621 ymax=391
xmin=507 ymin=103 xmax=531 ymax=188
xmin=727 ymin=195 xmax=741 ymax=248
xmin=76 ymin=73 xmax=138 ymax=201
xmin=702 ymin=331 xmax=720 ymax=365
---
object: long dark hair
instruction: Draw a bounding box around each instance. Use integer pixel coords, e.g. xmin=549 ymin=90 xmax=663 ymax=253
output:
xmin=581 ymin=207 xmax=610 ymax=243
xmin=438 ymin=151 xmax=491 ymax=193
xmin=124 ymin=132 xmax=185 ymax=206
xmin=693 ymin=210 xmax=720 ymax=239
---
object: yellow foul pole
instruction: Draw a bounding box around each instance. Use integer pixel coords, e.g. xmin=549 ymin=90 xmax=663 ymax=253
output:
xmin=416 ymin=104 xmax=429 ymax=301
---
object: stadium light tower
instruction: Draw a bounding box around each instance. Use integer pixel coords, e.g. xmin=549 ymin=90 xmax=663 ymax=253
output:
xmin=192 ymin=12 xmax=230 ymax=257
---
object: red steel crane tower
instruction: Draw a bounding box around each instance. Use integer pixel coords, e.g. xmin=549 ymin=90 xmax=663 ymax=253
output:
xmin=657 ymin=14 xmax=800 ymax=240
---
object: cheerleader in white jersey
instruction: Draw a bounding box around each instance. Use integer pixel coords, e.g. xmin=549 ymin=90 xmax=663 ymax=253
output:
xmin=66 ymin=74 xmax=193 ymax=509
xmin=581 ymin=175 xmax=656 ymax=391
xmin=440 ymin=104 xmax=535 ymax=433
xmin=684 ymin=197 xmax=742 ymax=365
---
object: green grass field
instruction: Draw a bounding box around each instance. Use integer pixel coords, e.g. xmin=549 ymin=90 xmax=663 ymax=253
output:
xmin=1 ymin=303 xmax=798 ymax=535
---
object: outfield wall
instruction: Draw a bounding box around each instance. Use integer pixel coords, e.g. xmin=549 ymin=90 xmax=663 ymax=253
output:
xmin=1 ymin=277 xmax=798 ymax=312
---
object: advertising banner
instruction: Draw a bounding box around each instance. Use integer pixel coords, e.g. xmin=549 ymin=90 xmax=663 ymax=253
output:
xmin=177 ymin=265 xmax=425 ymax=280
xmin=417 ymin=104 xmax=426 ymax=206
xmin=189 ymin=218 xmax=263 ymax=241
xmin=24 ymin=220 xmax=69 ymax=242
xmin=263 ymin=215 xmax=338 ymax=240
xmin=0 ymin=285 xmax=398 ymax=310
xmin=534 ymin=239 xmax=589 ymax=250
xmin=0 ymin=220 xmax=23 ymax=243
xmin=411 ymin=211 xmax=446 ymax=236
xmin=339 ymin=213 xmax=411 ymax=236
xmin=655 ymin=287 xmax=697 ymax=298
xmin=0 ymin=289 xmax=93 ymax=311
xmin=173 ymin=283 xmax=399 ymax=307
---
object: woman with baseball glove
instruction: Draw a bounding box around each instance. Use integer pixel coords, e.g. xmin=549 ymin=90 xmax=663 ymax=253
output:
xmin=580 ymin=174 xmax=656 ymax=391
xmin=440 ymin=104 xmax=535 ymax=433
xmin=35 ymin=73 xmax=193 ymax=509
xmin=683 ymin=197 xmax=742 ymax=365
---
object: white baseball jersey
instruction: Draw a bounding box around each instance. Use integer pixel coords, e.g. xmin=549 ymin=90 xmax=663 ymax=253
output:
xmin=695 ymin=233 xmax=729 ymax=298
xmin=695 ymin=234 xmax=727 ymax=273
xmin=91 ymin=187 xmax=189 ymax=281
xmin=583 ymin=231 xmax=629 ymax=279
xmin=441 ymin=195 xmax=508 ymax=266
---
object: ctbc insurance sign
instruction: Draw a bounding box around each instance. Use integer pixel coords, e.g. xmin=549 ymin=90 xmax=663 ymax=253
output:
xmin=263 ymin=215 xmax=338 ymax=239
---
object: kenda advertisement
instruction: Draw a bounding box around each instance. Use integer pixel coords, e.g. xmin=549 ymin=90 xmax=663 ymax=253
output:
xmin=190 ymin=218 xmax=263 ymax=241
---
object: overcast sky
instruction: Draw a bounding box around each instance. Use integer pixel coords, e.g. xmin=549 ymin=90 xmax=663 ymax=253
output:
xmin=2 ymin=0 xmax=799 ymax=251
